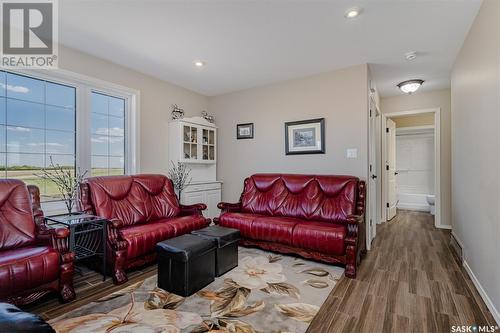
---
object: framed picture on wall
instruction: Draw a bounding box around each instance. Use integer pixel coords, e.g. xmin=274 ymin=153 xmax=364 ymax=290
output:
xmin=285 ymin=118 xmax=325 ymax=155
xmin=237 ymin=123 xmax=254 ymax=139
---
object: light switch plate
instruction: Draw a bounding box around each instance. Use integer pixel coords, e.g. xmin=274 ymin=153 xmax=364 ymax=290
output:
xmin=346 ymin=148 xmax=358 ymax=159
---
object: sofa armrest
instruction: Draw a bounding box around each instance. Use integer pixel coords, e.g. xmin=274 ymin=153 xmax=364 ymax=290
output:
xmin=213 ymin=202 xmax=241 ymax=225
xmin=179 ymin=203 xmax=207 ymax=216
xmin=345 ymin=213 xmax=364 ymax=246
xmin=346 ymin=213 xmax=364 ymax=225
xmin=37 ymin=226 xmax=74 ymax=262
xmin=108 ymin=218 xmax=124 ymax=229
xmin=78 ymin=182 xmax=94 ymax=214
xmin=107 ymin=218 xmax=128 ymax=251
xmin=217 ymin=202 xmax=241 ymax=213
xmin=27 ymin=185 xmax=45 ymax=226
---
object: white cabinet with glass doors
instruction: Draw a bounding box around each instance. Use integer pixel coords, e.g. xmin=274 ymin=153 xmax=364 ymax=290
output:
xmin=170 ymin=117 xmax=216 ymax=164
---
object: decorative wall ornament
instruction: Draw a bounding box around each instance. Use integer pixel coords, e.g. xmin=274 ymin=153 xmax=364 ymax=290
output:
xmin=201 ymin=110 xmax=215 ymax=123
xmin=237 ymin=123 xmax=254 ymax=139
xmin=171 ymin=104 xmax=184 ymax=120
xmin=285 ymin=118 xmax=325 ymax=155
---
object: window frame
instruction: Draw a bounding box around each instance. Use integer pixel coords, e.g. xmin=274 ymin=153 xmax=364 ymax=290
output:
xmin=5 ymin=68 xmax=140 ymax=214
xmin=89 ymin=90 xmax=127 ymax=177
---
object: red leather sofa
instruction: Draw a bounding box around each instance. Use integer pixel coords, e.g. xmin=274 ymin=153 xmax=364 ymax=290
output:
xmin=80 ymin=174 xmax=210 ymax=284
xmin=0 ymin=180 xmax=75 ymax=305
xmin=214 ymin=174 xmax=366 ymax=278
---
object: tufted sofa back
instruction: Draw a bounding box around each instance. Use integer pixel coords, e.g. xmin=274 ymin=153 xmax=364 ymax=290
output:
xmin=0 ymin=179 xmax=36 ymax=251
xmin=82 ymin=174 xmax=180 ymax=226
xmin=240 ymin=174 xmax=360 ymax=223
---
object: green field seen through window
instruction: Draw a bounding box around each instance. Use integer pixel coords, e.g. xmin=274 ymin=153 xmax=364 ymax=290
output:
xmin=1 ymin=166 xmax=124 ymax=202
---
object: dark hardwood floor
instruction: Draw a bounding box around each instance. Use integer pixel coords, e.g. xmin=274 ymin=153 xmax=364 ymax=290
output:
xmin=23 ymin=264 xmax=157 ymax=320
xmin=308 ymin=210 xmax=497 ymax=333
xmin=24 ymin=210 xmax=496 ymax=333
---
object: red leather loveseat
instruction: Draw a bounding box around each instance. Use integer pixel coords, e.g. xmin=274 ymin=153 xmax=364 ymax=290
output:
xmin=214 ymin=174 xmax=366 ymax=278
xmin=80 ymin=174 xmax=210 ymax=284
xmin=0 ymin=180 xmax=75 ymax=305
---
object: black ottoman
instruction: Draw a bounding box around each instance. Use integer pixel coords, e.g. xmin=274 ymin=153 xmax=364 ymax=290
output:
xmin=156 ymin=234 xmax=216 ymax=297
xmin=0 ymin=303 xmax=55 ymax=333
xmin=191 ymin=226 xmax=240 ymax=276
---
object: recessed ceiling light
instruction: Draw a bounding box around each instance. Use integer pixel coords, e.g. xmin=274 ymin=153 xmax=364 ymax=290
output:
xmin=405 ymin=51 xmax=418 ymax=61
xmin=397 ymin=79 xmax=424 ymax=94
xmin=344 ymin=7 xmax=362 ymax=19
xmin=193 ymin=60 xmax=205 ymax=67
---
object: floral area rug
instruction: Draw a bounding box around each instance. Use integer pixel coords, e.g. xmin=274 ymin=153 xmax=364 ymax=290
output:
xmin=49 ymin=247 xmax=344 ymax=333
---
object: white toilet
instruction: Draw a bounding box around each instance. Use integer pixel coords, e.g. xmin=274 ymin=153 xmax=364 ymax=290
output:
xmin=426 ymin=195 xmax=435 ymax=215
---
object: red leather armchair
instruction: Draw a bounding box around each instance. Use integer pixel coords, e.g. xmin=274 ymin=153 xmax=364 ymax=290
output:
xmin=0 ymin=180 xmax=75 ymax=305
xmin=80 ymin=174 xmax=210 ymax=284
xmin=214 ymin=174 xmax=366 ymax=278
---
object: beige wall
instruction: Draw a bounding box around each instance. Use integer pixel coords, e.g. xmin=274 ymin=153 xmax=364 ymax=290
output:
xmin=392 ymin=113 xmax=435 ymax=128
xmin=209 ymin=64 xmax=369 ymax=201
xmin=380 ymin=89 xmax=451 ymax=227
xmin=451 ymin=0 xmax=500 ymax=321
xmin=58 ymin=46 xmax=209 ymax=174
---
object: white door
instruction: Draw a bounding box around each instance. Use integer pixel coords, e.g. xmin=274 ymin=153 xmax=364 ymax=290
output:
xmin=386 ymin=118 xmax=397 ymax=220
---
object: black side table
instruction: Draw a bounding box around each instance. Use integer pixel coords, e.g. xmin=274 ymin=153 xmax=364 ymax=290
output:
xmin=45 ymin=213 xmax=107 ymax=281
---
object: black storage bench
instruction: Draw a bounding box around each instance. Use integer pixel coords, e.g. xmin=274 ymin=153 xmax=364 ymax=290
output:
xmin=191 ymin=225 xmax=240 ymax=276
xmin=156 ymin=234 xmax=216 ymax=296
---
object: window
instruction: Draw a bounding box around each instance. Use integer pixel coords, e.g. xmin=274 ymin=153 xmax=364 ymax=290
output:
xmin=91 ymin=92 xmax=125 ymax=176
xmin=0 ymin=70 xmax=138 ymax=207
xmin=0 ymin=71 xmax=76 ymax=202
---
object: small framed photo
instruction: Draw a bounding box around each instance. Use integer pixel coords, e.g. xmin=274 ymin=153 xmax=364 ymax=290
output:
xmin=237 ymin=123 xmax=254 ymax=139
xmin=285 ymin=118 xmax=325 ymax=155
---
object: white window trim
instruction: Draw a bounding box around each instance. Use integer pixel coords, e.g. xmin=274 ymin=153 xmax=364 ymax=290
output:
xmin=5 ymin=68 xmax=141 ymax=214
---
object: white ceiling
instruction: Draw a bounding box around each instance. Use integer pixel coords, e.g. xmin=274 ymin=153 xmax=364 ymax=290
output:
xmin=59 ymin=0 xmax=481 ymax=97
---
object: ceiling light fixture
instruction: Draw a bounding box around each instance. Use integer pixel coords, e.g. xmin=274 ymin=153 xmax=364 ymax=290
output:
xmin=193 ymin=60 xmax=205 ymax=67
xmin=405 ymin=51 xmax=417 ymax=61
xmin=344 ymin=7 xmax=362 ymax=19
xmin=397 ymin=79 xmax=424 ymax=94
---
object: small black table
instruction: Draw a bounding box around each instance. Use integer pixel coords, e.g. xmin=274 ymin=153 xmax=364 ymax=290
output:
xmin=45 ymin=212 xmax=107 ymax=281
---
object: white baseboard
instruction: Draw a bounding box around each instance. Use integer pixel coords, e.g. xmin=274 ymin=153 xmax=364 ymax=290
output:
xmin=437 ymin=224 xmax=452 ymax=230
xmin=449 ymin=232 xmax=463 ymax=260
xmin=463 ymin=259 xmax=500 ymax=325
xmin=451 ymin=231 xmax=464 ymax=248
xmin=397 ymin=203 xmax=430 ymax=212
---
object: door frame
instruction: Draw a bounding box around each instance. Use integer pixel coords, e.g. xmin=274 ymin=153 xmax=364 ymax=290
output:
xmin=367 ymin=95 xmax=381 ymax=249
xmin=380 ymin=108 xmax=443 ymax=229
xmin=385 ymin=118 xmax=397 ymax=220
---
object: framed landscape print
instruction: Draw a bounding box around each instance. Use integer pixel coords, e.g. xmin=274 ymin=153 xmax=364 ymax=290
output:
xmin=285 ymin=118 xmax=325 ymax=155
xmin=237 ymin=123 xmax=254 ymax=139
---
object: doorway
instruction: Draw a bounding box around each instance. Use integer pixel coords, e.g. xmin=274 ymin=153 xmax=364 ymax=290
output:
xmin=381 ymin=108 xmax=442 ymax=228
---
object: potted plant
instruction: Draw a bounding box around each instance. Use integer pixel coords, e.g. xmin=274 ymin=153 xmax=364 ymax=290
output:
xmin=168 ymin=161 xmax=192 ymax=201
xmin=37 ymin=157 xmax=88 ymax=214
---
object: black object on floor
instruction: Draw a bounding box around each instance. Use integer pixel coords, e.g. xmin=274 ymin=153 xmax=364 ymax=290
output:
xmin=0 ymin=302 xmax=55 ymax=333
xmin=156 ymin=234 xmax=216 ymax=297
xmin=191 ymin=225 xmax=240 ymax=276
